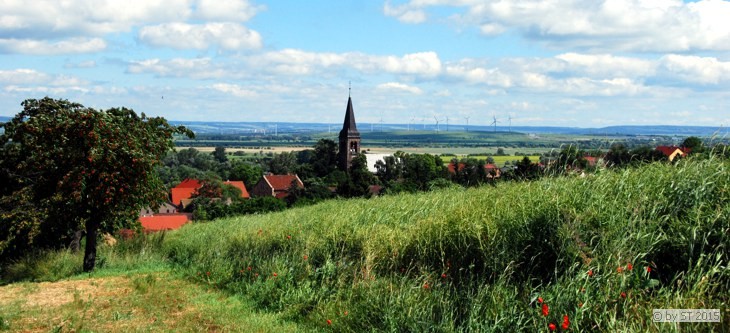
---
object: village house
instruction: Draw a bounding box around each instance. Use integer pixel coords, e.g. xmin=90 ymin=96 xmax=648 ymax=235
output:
xmin=252 ymin=174 xmax=304 ymax=198
xmin=447 ymin=162 xmax=502 ymax=179
xmin=656 ymin=146 xmax=691 ymax=161
xmin=171 ymin=178 xmax=250 ymax=208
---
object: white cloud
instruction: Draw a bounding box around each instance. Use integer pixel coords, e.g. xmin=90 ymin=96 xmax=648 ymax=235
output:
xmin=138 ymin=23 xmax=262 ymax=50
xmin=0 ymin=68 xmax=88 ymax=86
xmin=210 ymin=83 xmax=259 ymax=98
xmin=389 ymin=0 xmax=730 ymax=52
xmin=383 ymin=1 xmax=427 ymax=24
xmin=659 ymin=54 xmax=730 ymax=85
xmin=0 ymin=38 xmax=106 ymax=55
xmin=376 ymin=82 xmax=423 ymax=94
xmin=127 ymin=58 xmax=235 ymax=79
xmin=194 ymin=0 xmax=262 ymax=22
xmin=0 ymin=0 xmax=261 ymax=54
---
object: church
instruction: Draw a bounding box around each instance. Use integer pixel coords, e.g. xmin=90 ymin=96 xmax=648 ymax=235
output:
xmin=338 ymin=93 xmax=361 ymax=172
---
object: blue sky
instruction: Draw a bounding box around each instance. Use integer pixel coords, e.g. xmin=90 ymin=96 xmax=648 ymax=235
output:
xmin=1 ymin=0 xmax=729 ymax=127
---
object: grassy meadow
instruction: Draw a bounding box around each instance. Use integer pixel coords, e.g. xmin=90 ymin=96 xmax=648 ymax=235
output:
xmin=1 ymin=157 xmax=728 ymax=331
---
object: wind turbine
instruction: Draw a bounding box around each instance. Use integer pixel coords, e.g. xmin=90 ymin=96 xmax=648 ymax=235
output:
xmin=465 ymin=116 xmax=470 ymax=132
xmin=508 ymin=115 xmax=512 ymax=132
xmin=434 ymin=116 xmax=441 ymax=132
xmin=445 ymin=116 xmax=450 ymax=132
xmin=490 ymin=115 xmax=499 ymax=132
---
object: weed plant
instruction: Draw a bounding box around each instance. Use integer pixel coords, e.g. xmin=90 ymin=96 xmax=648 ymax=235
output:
xmin=164 ymin=157 xmax=729 ymax=332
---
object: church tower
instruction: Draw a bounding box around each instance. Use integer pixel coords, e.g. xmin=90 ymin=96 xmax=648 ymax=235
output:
xmin=338 ymin=93 xmax=361 ymax=171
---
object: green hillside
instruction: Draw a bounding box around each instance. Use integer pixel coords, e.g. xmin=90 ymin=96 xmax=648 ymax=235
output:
xmin=163 ymin=158 xmax=729 ymax=332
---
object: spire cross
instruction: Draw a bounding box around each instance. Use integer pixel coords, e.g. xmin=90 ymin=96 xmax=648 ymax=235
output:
xmin=348 ymin=81 xmax=351 ymax=97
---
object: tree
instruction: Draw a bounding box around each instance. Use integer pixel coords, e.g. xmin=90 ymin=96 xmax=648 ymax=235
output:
xmin=681 ymin=136 xmax=704 ymax=154
xmin=0 ymin=98 xmax=191 ymax=271
xmin=213 ymin=146 xmax=228 ymax=163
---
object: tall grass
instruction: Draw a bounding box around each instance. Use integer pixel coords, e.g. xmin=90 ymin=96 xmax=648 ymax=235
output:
xmin=1 ymin=232 xmax=170 ymax=283
xmin=163 ymin=158 xmax=725 ymax=331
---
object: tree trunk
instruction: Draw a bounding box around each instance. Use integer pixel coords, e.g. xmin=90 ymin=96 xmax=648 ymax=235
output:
xmin=69 ymin=229 xmax=84 ymax=253
xmin=83 ymin=219 xmax=99 ymax=272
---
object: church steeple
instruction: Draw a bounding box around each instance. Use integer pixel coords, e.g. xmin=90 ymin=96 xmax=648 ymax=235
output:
xmin=339 ymin=94 xmax=361 ymax=171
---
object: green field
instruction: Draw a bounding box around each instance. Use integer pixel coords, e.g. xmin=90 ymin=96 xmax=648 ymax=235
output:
xmin=2 ymin=158 xmax=728 ymax=331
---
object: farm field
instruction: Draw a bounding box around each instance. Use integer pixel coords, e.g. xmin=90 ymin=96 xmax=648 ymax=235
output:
xmin=2 ymin=158 xmax=727 ymax=332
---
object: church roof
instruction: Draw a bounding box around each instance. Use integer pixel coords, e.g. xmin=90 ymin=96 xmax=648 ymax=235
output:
xmin=339 ymin=96 xmax=359 ymax=137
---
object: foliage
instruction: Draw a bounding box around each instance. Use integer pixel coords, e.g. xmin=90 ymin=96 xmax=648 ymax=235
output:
xmin=0 ymin=97 xmax=190 ymax=270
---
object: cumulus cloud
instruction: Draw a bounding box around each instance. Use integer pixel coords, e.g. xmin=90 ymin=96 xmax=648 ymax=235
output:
xmin=658 ymin=54 xmax=730 ymax=85
xmin=383 ymin=1 xmax=427 ymax=23
xmin=0 ymin=38 xmax=106 ymax=55
xmin=0 ymin=68 xmax=88 ymax=86
xmin=376 ymin=82 xmax=423 ymax=94
xmin=194 ymin=0 xmax=262 ymax=22
xmin=138 ymin=23 xmax=262 ymax=50
xmin=210 ymin=83 xmax=259 ymax=98
xmin=0 ymin=0 xmax=262 ymax=53
xmin=387 ymin=0 xmax=730 ymax=53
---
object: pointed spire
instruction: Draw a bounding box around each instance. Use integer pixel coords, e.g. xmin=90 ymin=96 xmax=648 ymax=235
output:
xmin=340 ymin=93 xmax=359 ymax=137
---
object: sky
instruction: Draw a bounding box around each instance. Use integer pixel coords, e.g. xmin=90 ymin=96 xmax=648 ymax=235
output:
xmin=1 ymin=0 xmax=730 ymax=128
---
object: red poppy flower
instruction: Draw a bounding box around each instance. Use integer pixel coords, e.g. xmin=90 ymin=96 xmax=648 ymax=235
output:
xmin=303 ymin=255 xmax=308 ymax=260
xmin=344 ymin=311 xmax=348 ymax=316
xmin=646 ymin=266 xmax=652 ymax=273
xmin=423 ymin=282 xmax=430 ymax=289
xmin=587 ymin=269 xmax=593 ymax=277
xmin=578 ymin=302 xmax=583 ymax=308
xmin=620 ymin=292 xmax=627 ymax=298
xmin=627 ymin=263 xmax=633 ymax=271
xmin=542 ymin=303 xmax=549 ymax=317
xmin=247 ymin=266 xmax=252 ymax=271
xmin=537 ymin=297 xmax=544 ymax=304
xmin=617 ymin=266 xmax=623 ymax=273
xmin=562 ymin=315 xmax=570 ymax=329
xmin=287 ymin=235 xmax=292 ymax=240
xmin=206 ymin=271 xmax=210 ymax=276
xmin=273 ymin=272 xmax=278 ymax=277
xmin=548 ymin=323 xmax=556 ymax=331
xmin=326 ymin=319 xmax=332 ymax=325
xmin=441 ymin=273 xmax=447 ymax=279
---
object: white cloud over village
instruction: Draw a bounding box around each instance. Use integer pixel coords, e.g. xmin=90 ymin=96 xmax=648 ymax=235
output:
xmin=0 ymin=0 xmax=729 ymax=126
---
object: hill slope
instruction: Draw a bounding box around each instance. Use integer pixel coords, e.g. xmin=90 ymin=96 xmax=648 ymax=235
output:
xmin=164 ymin=158 xmax=729 ymax=332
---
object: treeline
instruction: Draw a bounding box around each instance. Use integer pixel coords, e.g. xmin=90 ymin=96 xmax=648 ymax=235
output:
xmin=163 ymin=136 xmax=730 ymax=221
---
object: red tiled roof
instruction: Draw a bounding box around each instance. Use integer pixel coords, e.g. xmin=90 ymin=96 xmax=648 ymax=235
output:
xmin=224 ymin=180 xmax=250 ymax=198
xmin=139 ymin=214 xmax=191 ymax=231
xmin=447 ymin=162 xmax=500 ymax=173
xmin=656 ymin=146 xmax=684 ymax=157
xmin=175 ymin=178 xmax=201 ymax=189
xmin=264 ymin=174 xmax=303 ymax=191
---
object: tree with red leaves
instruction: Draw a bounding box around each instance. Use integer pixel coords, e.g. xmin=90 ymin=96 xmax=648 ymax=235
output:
xmin=0 ymin=97 xmax=192 ymax=271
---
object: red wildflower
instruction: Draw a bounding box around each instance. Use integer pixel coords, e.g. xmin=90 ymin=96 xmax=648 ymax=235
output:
xmin=562 ymin=315 xmax=570 ymax=330
xmin=542 ymin=303 xmax=549 ymax=317
xmin=578 ymin=302 xmax=583 ymax=308
xmin=206 ymin=271 xmax=210 ymax=276
xmin=587 ymin=269 xmax=593 ymax=277
xmin=617 ymin=266 xmax=623 ymax=273
xmin=620 ymin=292 xmax=627 ymax=299
xmin=247 ymin=266 xmax=252 ymax=271
xmin=423 ymin=282 xmax=430 ymax=289
xmin=646 ymin=266 xmax=652 ymax=273
xmin=273 ymin=272 xmax=278 ymax=277
xmin=254 ymin=273 xmax=259 ymax=277
xmin=326 ymin=319 xmax=332 ymax=325
xmin=548 ymin=323 xmax=556 ymax=331
xmin=537 ymin=297 xmax=544 ymax=304
xmin=627 ymin=263 xmax=633 ymax=271
xmin=303 ymin=255 xmax=308 ymax=260
xmin=287 ymin=235 xmax=292 ymax=240
xmin=344 ymin=311 xmax=348 ymax=316
xmin=441 ymin=273 xmax=447 ymax=279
